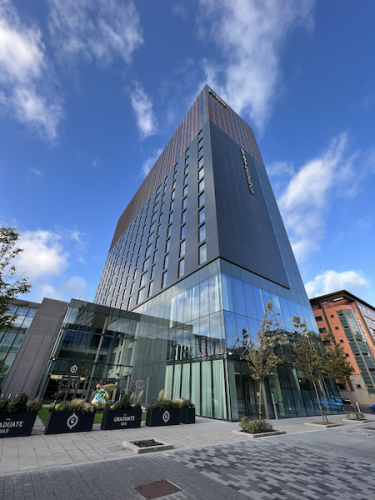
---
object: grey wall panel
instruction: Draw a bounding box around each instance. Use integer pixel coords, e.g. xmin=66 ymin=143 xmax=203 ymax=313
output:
xmin=2 ymin=298 xmax=68 ymax=399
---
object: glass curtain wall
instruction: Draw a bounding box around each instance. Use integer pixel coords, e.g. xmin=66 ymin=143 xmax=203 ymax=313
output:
xmin=0 ymin=304 xmax=38 ymax=390
xmin=133 ymin=257 xmax=341 ymax=420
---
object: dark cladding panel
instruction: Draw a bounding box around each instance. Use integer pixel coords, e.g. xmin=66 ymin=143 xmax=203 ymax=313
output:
xmin=210 ymin=122 xmax=290 ymax=289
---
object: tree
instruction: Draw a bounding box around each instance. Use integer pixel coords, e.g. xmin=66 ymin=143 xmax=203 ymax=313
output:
xmin=0 ymin=347 xmax=8 ymax=375
xmin=292 ymin=316 xmax=330 ymax=424
xmin=323 ymin=331 xmax=353 ymax=385
xmin=241 ymin=301 xmax=286 ymax=420
xmin=0 ymin=227 xmax=31 ymax=332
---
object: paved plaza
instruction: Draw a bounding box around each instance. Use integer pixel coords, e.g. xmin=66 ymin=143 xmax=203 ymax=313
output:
xmin=0 ymin=415 xmax=374 ymax=499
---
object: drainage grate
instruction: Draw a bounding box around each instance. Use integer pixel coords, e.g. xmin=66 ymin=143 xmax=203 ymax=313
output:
xmin=135 ymin=480 xmax=181 ymax=499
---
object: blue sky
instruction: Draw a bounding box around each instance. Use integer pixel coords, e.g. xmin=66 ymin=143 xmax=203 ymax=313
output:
xmin=1 ymin=0 xmax=374 ymax=306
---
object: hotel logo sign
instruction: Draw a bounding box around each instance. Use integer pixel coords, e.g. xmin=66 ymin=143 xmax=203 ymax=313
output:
xmin=240 ymin=148 xmax=255 ymax=195
xmin=208 ymin=88 xmax=228 ymax=108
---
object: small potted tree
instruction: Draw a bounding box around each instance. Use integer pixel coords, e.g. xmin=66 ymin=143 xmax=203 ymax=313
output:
xmin=45 ymin=398 xmax=95 ymax=435
xmin=0 ymin=392 xmax=42 ymax=438
xmin=101 ymin=392 xmax=142 ymax=430
xmin=146 ymin=391 xmax=181 ymax=427
xmin=180 ymin=399 xmax=195 ymax=424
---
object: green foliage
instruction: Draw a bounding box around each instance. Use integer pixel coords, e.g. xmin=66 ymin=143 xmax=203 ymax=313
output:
xmin=0 ymin=347 xmax=9 ymax=376
xmin=355 ymin=412 xmax=365 ymax=420
xmin=112 ymin=393 xmax=131 ymax=410
xmin=133 ymin=402 xmax=142 ymax=410
xmin=7 ymin=392 xmax=28 ymax=413
xmin=0 ymin=227 xmax=32 ymax=332
xmin=345 ymin=411 xmax=352 ymax=419
xmin=323 ymin=332 xmax=354 ymax=384
xmin=292 ymin=317 xmax=330 ymax=424
xmin=240 ymin=417 xmax=273 ymax=434
xmin=154 ymin=399 xmax=173 ymax=409
xmin=181 ymin=399 xmax=195 ymax=408
xmin=28 ymin=397 xmax=43 ymax=413
xmin=63 ymin=399 xmax=94 ymax=412
xmin=241 ymin=301 xmax=286 ymax=419
xmin=0 ymin=398 xmax=10 ymax=412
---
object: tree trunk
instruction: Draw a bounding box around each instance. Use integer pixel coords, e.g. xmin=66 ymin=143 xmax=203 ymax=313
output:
xmin=313 ymin=381 xmax=329 ymax=424
xmin=258 ymin=381 xmax=263 ymax=420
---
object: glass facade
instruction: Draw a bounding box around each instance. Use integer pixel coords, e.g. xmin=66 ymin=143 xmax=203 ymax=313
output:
xmin=0 ymin=303 xmax=38 ymax=389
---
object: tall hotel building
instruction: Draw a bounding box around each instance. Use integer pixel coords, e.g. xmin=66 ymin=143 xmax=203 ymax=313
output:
xmin=93 ymin=85 xmax=340 ymax=420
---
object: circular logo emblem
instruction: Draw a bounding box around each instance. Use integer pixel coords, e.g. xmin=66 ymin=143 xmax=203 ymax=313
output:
xmin=162 ymin=410 xmax=170 ymax=423
xmin=70 ymin=365 xmax=78 ymax=374
xmin=67 ymin=414 xmax=79 ymax=430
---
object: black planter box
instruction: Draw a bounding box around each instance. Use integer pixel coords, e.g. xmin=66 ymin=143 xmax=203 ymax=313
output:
xmin=45 ymin=410 xmax=95 ymax=435
xmin=0 ymin=412 xmax=37 ymax=438
xmin=180 ymin=407 xmax=195 ymax=424
xmin=101 ymin=408 xmax=142 ymax=430
xmin=146 ymin=408 xmax=180 ymax=427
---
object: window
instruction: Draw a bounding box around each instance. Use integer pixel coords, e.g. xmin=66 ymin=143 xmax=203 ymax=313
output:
xmin=153 ymin=250 xmax=158 ymax=263
xmin=150 ymin=265 xmax=155 ymax=279
xmin=198 ymin=207 xmax=205 ymax=224
xmin=157 ymin=225 xmax=161 ymax=236
xmin=171 ymin=189 xmax=175 ymax=200
xmin=185 ymin=156 xmax=189 ymax=166
xmin=181 ymin=210 xmax=187 ymax=224
xmin=159 ymin=213 xmax=163 ymax=223
xmin=173 ymin=170 xmax=177 ymax=179
xmin=142 ymin=258 xmax=150 ymax=272
xmin=155 ymin=237 xmax=159 ymax=249
xmin=184 ymin=165 xmax=189 ymax=175
xmin=199 ymin=223 xmax=206 ymax=243
xmin=181 ymin=224 xmax=186 ymax=239
xmin=135 ymin=256 xmax=139 ymax=267
xmin=133 ymin=268 xmax=137 ymax=280
xmin=170 ymin=200 xmax=174 ymax=211
xmin=167 ymin=225 xmax=172 ymax=237
xmin=172 ymin=180 xmax=176 ymax=190
xmin=330 ymin=315 xmax=334 ymax=318
xmin=198 ymin=129 xmax=203 ymax=138
xmin=319 ymin=327 xmax=327 ymax=333
xmin=149 ymin=221 xmax=156 ymax=233
xmin=198 ymin=167 xmax=204 ymax=180
xmin=148 ymin=281 xmax=154 ymax=297
xmin=184 ymin=175 xmax=188 ymax=186
xmin=130 ymin=282 xmax=134 ymax=295
xmin=177 ymin=242 xmax=184 ymax=259
xmin=198 ymin=179 xmax=204 ymax=193
xmin=164 ymin=254 xmax=169 ymax=269
xmin=185 ymin=147 xmax=189 ymax=156
xmin=198 ymin=136 xmax=203 ymax=145
xmin=198 ymin=192 xmax=205 ymax=208
xmin=168 ymin=212 xmax=173 ymax=224
xmin=145 ymin=245 xmax=152 ymax=258
xmin=183 ymin=185 xmax=188 ymax=197
xmin=151 ymin=212 xmax=157 ymax=223
xmin=162 ymin=192 xmax=166 ymax=202
xmin=166 ymin=238 xmax=171 ymax=252
xmin=162 ymin=271 xmax=168 ymax=288
xmin=198 ymin=156 xmax=204 ymax=169
xmin=137 ymin=288 xmax=145 ymax=304
xmin=182 ymin=197 xmax=187 ymax=210
xmin=127 ymin=297 xmax=131 ymax=309
xmin=140 ymin=273 xmax=147 ymax=288
xmin=335 ymin=327 xmax=339 ymax=330
xmin=339 ymin=339 xmax=344 ymax=343
xmin=147 ymin=234 xmax=153 ymax=246
xmin=315 ymin=316 xmax=323 ymax=322
xmin=356 ymin=384 xmax=362 ymax=389
xmin=178 ymin=259 xmax=185 ymax=278
xmin=199 ymin=243 xmax=207 ymax=264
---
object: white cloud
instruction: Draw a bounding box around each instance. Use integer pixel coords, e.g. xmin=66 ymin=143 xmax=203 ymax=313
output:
xmin=28 ymin=168 xmax=43 ymax=177
xmin=16 ymin=230 xmax=69 ymax=281
xmin=198 ymin=0 xmax=315 ymax=130
xmin=131 ymin=83 xmax=157 ymax=139
xmin=48 ymin=0 xmax=143 ymax=66
xmin=142 ymin=148 xmax=163 ymax=178
xmin=305 ymin=270 xmax=368 ymax=298
xmin=39 ymin=276 xmax=88 ymax=302
xmin=276 ymin=132 xmax=367 ymax=261
xmin=0 ymin=0 xmax=62 ymax=139
xmin=266 ymin=161 xmax=295 ymax=177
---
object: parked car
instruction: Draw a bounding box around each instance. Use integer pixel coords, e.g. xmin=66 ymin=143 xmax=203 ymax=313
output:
xmin=314 ymin=397 xmax=344 ymax=411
